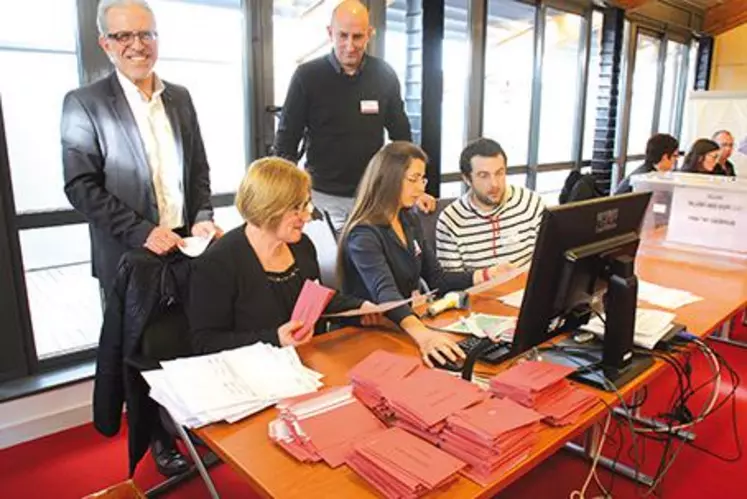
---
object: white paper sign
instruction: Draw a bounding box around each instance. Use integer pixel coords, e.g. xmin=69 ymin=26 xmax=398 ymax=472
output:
xmin=667 ymin=185 xmax=747 ymax=253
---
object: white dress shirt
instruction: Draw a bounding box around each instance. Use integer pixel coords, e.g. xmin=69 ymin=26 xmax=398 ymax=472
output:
xmin=117 ymin=71 xmax=185 ymax=229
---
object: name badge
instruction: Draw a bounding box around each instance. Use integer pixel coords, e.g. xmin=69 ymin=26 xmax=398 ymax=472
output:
xmin=360 ymin=100 xmax=379 ymax=114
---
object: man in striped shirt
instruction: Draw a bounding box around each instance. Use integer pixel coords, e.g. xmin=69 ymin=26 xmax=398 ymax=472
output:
xmin=436 ymin=138 xmax=545 ymax=274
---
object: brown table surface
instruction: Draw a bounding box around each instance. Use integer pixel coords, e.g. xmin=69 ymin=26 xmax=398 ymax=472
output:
xmin=195 ymin=251 xmax=747 ymax=499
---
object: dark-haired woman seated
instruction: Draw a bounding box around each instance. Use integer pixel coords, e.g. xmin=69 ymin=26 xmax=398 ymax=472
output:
xmin=338 ymin=141 xmax=509 ymax=367
xmin=680 ymin=139 xmax=721 ymax=175
xmin=189 ymin=157 xmax=369 ymax=354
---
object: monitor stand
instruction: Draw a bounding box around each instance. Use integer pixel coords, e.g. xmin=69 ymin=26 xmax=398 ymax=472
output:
xmin=543 ymin=255 xmax=654 ymax=392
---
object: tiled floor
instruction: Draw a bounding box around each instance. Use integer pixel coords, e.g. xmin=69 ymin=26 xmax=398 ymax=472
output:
xmin=24 ymin=263 xmax=102 ymax=359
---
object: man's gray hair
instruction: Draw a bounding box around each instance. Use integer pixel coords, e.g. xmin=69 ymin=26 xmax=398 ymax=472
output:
xmin=97 ymin=0 xmax=154 ymax=35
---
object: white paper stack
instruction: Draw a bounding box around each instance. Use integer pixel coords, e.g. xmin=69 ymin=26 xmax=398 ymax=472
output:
xmin=638 ymin=280 xmax=703 ymax=309
xmin=582 ymin=308 xmax=678 ymax=349
xmin=141 ymin=343 xmax=324 ymax=428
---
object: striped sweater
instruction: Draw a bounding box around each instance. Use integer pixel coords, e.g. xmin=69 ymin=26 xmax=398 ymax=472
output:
xmin=436 ymin=186 xmax=545 ymax=271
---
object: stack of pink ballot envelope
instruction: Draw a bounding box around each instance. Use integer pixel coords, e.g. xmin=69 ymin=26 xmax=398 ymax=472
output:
xmin=346 ymin=427 xmax=467 ymax=499
xmin=440 ymin=397 xmax=544 ymax=485
xmin=380 ymin=368 xmax=488 ymax=445
xmin=489 ymin=361 xmax=599 ymax=426
xmin=347 ymin=350 xmax=422 ymax=419
xmin=268 ymin=386 xmax=386 ymax=467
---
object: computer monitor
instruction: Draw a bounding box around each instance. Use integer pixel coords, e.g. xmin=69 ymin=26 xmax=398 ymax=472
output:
xmin=512 ymin=191 xmax=654 ymax=391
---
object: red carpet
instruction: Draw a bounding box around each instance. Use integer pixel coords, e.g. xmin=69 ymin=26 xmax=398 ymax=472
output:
xmin=1 ymin=329 xmax=745 ymax=498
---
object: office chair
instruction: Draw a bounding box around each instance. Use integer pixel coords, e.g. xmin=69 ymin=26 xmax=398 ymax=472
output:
xmin=303 ymin=209 xmax=341 ymax=291
xmin=558 ymin=171 xmax=604 ymax=204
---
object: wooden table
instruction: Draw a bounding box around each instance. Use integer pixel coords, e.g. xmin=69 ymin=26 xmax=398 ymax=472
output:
xmin=195 ymin=252 xmax=747 ymax=498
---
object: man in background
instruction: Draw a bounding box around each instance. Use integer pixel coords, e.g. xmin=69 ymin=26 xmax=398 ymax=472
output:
xmin=615 ymin=133 xmax=679 ymax=194
xmin=273 ymin=0 xmax=434 ymax=231
xmin=713 ymin=129 xmax=737 ymax=177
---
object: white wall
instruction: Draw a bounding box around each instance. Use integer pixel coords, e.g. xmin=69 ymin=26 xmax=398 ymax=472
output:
xmin=0 ymin=381 xmax=93 ymax=449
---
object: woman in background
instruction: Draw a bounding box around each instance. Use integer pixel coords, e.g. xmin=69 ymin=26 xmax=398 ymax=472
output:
xmin=338 ymin=141 xmax=510 ymax=367
xmin=680 ymin=139 xmax=721 ymax=174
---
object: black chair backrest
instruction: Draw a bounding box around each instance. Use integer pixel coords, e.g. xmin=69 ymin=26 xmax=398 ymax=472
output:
xmin=558 ymin=171 xmax=604 ymax=204
xmin=413 ymin=197 xmax=456 ymax=258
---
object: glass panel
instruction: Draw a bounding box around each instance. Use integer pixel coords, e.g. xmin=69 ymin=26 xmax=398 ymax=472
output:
xmin=0 ymin=0 xmax=77 ymax=51
xmin=214 ymin=205 xmax=244 ymax=232
xmin=536 ymin=169 xmax=570 ymax=207
xmin=483 ymin=0 xmax=536 ymax=167
xmin=273 ymin=0 xmax=331 ymax=119
xmin=19 ymin=225 xmax=101 ymax=360
xmin=151 ymin=0 xmax=246 ymax=195
xmin=538 ymin=9 xmax=584 ymax=164
xmin=627 ymin=33 xmax=660 ymax=155
xmin=0 ymin=51 xmax=80 ymax=213
xmin=659 ymin=41 xmax=686 ymax=135
xmin=441 ymin=0 xmax=469 ymax=173
xmin=583 ymin=11 xmax=604 ymax=160
xmin=440 ymin=181 xmax=464 ymax=199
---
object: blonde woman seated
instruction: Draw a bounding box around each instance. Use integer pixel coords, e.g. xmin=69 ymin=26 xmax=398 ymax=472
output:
xmin=338 ymin=142 xmax=509 ymax=367
xmin=189 ymin=157 xmax=366 ymax=354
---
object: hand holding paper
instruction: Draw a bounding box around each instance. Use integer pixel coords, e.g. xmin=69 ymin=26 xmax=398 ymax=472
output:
xmin=178 ymin=229 xmax=216 ymax=258
xmin=278 ymin=320 xmax=311 ymax=346
xmin=290 ymin=280 xmax=337 ymax=340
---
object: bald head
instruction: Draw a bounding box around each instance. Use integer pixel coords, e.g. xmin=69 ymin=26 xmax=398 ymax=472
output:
xmin=328 ymin=0 xmax=372 ymax=75
xmin=331 ymin=0 xmax=370 ymax=25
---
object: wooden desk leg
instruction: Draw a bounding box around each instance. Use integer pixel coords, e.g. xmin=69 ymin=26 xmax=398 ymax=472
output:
xmin=564 ymin=416 xmax=655 ymax=487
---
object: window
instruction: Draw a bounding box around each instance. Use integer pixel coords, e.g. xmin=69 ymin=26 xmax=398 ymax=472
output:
xmin=0 ymin=0 xmax=94 ymax=361
xmin=441 ymin=0 xmax=470 ymax=173
xmin=627 ymin=33 xmax=660 ymax=155
xmin=659 ymin=41 xmax=686 ymax=135
xmin=273 ymin=0 xmax=331 ymax=119
xmin=537 ymin=9 xmax=584 ymax=164
xmin=19 ymin=225 xmax=102 ymax=359
xmin=536 ymin=170 xmax=569 ymax=207
xmin=482 ymin=0 xmax=535 ymax=167
xmin=0 ymin=0 xmax=79 ymax=213
xmin=582 ymin=11 xmax=604 ymax=160
xmin=151 ymin=0 xmax=246 ymax=194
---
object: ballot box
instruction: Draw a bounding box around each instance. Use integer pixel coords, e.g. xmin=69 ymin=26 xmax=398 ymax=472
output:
xmin=631 ymin=172 xmax=747 ymax=261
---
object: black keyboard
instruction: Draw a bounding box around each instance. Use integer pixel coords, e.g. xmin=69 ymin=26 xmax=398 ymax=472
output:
xmin=457 ymin=336 xmax=512 ymax=365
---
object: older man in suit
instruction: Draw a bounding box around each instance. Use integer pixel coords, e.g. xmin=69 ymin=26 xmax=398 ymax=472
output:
xmin=61 ymin=0 xmax=220 ymax=476
xmin=62 ymin=0 xmax=221 ymax=299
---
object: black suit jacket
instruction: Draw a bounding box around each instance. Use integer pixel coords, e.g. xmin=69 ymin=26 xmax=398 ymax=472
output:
xmin=62 ymin=72 xmax=213 ymax=294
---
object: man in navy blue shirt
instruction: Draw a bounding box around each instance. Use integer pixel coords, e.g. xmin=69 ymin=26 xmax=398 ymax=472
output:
xmin=274 ymin=0 xmax=434 ymax=230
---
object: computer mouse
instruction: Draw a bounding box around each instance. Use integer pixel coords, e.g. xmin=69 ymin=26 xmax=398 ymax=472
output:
xmin=428 ymin=354 xmax=464 ymax=373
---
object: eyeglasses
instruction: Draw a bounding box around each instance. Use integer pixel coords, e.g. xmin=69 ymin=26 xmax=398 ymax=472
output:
xmin=292 ymin=199 xmax=314 ymax=216
xmin=405 ymin=176 xmax=428 ymax=186
xmin=105 ymin=30 xmax=158 ymax=45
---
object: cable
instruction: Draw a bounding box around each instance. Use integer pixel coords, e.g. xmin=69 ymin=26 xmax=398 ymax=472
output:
xmin=570 ymin=412 xmax=612 ymax=499
xmin=546 ymin=344 xmax=646 ymax=494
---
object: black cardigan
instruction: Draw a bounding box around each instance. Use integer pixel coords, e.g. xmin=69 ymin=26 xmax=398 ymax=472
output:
xmin=341 ymin=210 xmax=473 ymax=323
xmin=188 ymin=226 xmax=362 ymax=354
